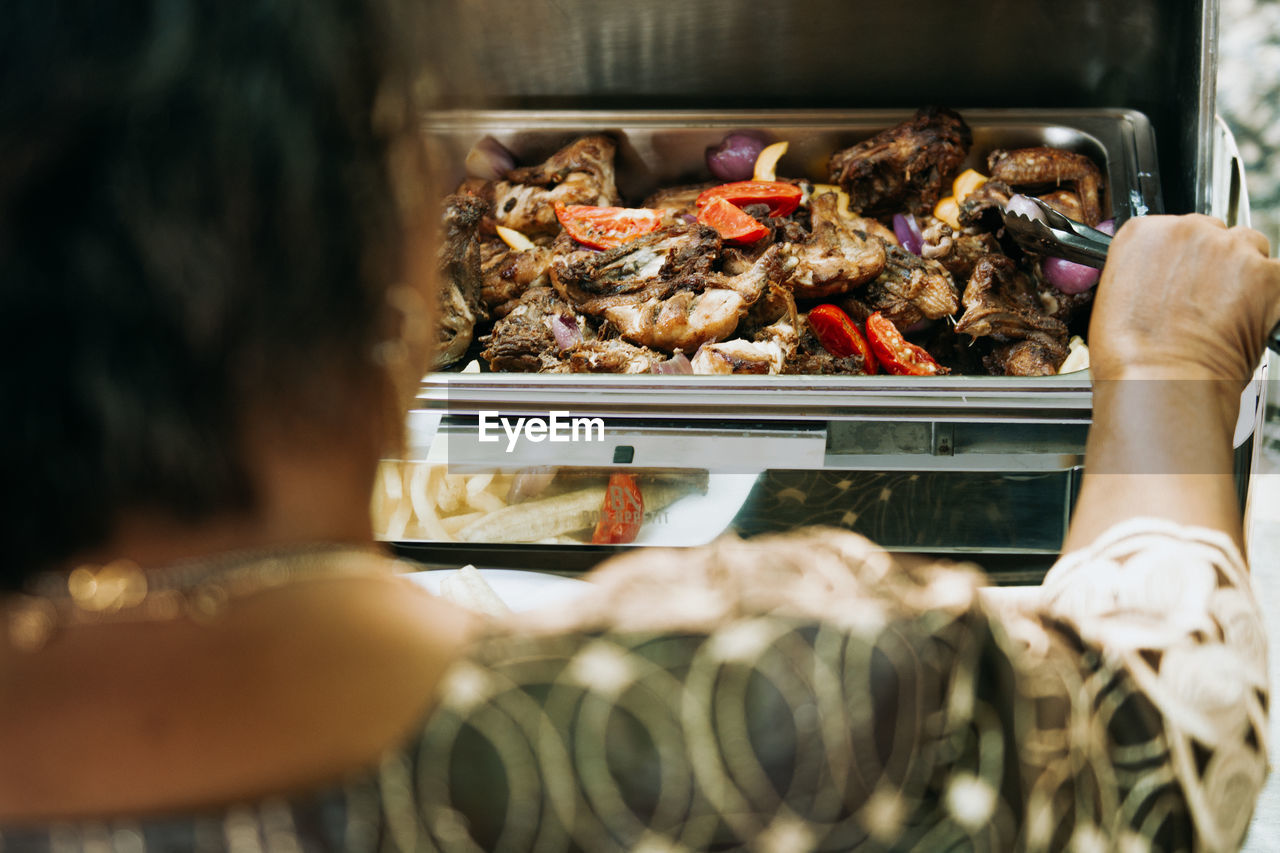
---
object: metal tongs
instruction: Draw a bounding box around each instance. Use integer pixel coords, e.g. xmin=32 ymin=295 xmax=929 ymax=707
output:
xmin=1001 ymin=194 xmax=1280 ymax=356
xmin=1000 ymin=195 xmax=1111 ymax=269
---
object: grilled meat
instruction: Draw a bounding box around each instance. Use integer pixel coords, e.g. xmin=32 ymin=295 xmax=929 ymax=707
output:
xmin=552 ymin=225 xmax=786 ymax=352
xmin=957 ymin=179 xmax=1012 ymax=230
xmin=828 ymin=107 xmax=972 ymax=217
xmin=691 ymin=338 xmax=787 ymax=374
xmin=986 ymin=147 xmax=1103 ymax=226
xmin=985 ymin=338 xmax=1068 ymax=376
xmin=1035 ymin=189 xmax=1087 ymax=222
xmin=551 ymin=224 xmax=721 ymax=315
xmin=1035 ymin=279 xmax=1094 ymax=324
xmin=780 ymin=191 xmax=887 ymax=299
xmin=435 ymin=193 xmax=488 ymax=369
xmin=858 ymin=244 xmax=959 ymax=330
xmin=446 ymin=115 xmax=1103 ymax=377
xmin=568 ymin=339 xmax=667 ymax=374
xmin=603 ymin=288 xmax=747 ymax=353
xmin=488 ymin=135 xmax=621 ymax=236
xmin=480 ymin=286 xmax=587 ymax=372
xmin=919 ymin=216 xmax=1003 ymax=279
xmin=781 ymin=325 xmax=873 ymax=375
xmin=479 ymin=240 xmax=554 ymax=317
xmin=954 ymin=254 xmax=1068 ymax=375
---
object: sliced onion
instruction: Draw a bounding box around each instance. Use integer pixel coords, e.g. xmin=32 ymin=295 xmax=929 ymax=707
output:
xmin=1043 ymin=257 xmax=1100 ymax=294
xmin=650 ymin=352 xmax=693 ymax=374
xmin=1041 ymin=221 xmax=1113 ymax=294
xmin=706 ymin=132 xmax=766 ymax=182
xmin=550 ymin=314 xmax=581 ymax=350
xmin=1004 ymin=193 xmax=1045 ymax=222
xmin=464 ymin=136 xmax=516 ymax=181
xmin=893 ymin=213 xmax=924 ymax=255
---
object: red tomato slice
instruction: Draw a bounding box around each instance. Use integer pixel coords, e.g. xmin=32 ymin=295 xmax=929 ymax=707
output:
xmin=554 ymin=203 xmax=663 ymax=249
xmin=806 ymin=304 xmax=877 ymax=373
xmin=865 ymin=312 xmax=948 ymax=376
xmin=695 ymin=181 xmax=803 ymax=218
xmin=591 ymin=474 xmax=645 ymax=544
xmin=697 ymin=196 xmax=769 ymax=244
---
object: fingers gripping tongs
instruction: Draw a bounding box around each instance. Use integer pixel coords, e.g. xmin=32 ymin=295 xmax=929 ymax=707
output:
xmin=999 ymin=195 xmax=1111 ymax=269
xmin=1001 ymin=195 xmax=1280 ymax=355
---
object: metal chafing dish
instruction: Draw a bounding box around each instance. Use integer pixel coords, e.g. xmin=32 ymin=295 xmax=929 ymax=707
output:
xmin=393 ymin=0 xmax=1258 ymax=576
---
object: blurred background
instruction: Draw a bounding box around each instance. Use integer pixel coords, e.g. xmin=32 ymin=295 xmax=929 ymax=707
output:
xmin=1221 ymin=0 xmax=1280 ymax=245
xmin=1223 ymin=5 xmax=1280 ymax=851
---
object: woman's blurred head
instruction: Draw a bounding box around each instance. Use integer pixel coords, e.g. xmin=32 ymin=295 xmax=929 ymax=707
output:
xmin=0 ymin=0 xmax=434 ymax=582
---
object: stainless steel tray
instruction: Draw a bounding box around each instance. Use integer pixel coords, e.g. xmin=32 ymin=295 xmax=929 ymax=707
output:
xmin=420 ymin=108 xmax=1162 ymax=417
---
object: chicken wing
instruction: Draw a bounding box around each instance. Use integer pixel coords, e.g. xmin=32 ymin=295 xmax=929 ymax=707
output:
xmin=986 ymin=147 xmax=1103 ymax=226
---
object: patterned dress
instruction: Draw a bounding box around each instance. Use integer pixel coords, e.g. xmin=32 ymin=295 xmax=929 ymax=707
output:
xmin=0 ymin=521 xmax=1268 ymax=851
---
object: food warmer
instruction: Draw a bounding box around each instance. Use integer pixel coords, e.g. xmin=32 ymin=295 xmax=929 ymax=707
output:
xmin=390 ymin=0 xmax=1261 ymax=580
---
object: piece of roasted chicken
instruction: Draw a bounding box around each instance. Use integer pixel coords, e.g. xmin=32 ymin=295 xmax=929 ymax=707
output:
xmin=918 ymin=215 xmax=1003 ymax=280
xmin=954 ymin=254 xmax=1069 ymax=375
xmin=479 ymin=240 xmax=554 ymax=318
xmin=986 ymin=147 xmax=1103 ymax=226
xmin=684 ymin=283 xmax=798 ymax=375
xmin=479 ymin=286 xmax=588 ymax=373
xmin=434 ymin=193 xmax=488 ymax=369
xmin=550 ymin=223 xmax=721 ymax=315
xmin=780 ymin=191 xmax=887 ymax=300
xmin=478 ymin=135 xmax=622 ymax=236
xmin=828 ymin=106 xmax=972 ymax=217
xmin=856 ymin=245 xmax=960 ymax=331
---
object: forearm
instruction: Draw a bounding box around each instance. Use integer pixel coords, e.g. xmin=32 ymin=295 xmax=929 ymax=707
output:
xmin=1063 ymin=371 xmax=1245 ymax=554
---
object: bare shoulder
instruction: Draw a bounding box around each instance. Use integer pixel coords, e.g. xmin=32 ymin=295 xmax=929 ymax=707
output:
xmin=0 ymin=562 xmax=481 ymax=822
xmin=221 ymin=566 xmax=483 ymax=761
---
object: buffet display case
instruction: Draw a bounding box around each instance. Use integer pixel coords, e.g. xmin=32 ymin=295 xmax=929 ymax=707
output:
xmin=389 ymin=0 xmax=1261 ymax=580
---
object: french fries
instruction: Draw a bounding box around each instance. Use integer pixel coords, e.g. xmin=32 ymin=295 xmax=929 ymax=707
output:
xmin=371 ymin=462 xmax=705 ymax=544
xmin=372 ymin=462 xmax=519 ymax=542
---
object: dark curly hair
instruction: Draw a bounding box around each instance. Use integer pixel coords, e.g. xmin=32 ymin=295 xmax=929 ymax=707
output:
xmin=0 ymin=0 xmax=431 ymax=583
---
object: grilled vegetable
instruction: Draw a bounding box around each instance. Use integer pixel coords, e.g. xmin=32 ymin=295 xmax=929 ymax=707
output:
xmin=807 ymin=304 xmax=877 ymax=373
xmin=866 ymin=312 xmax=948 ymax=375
xmin=697 ymin=197 xmax=769 ymax=244
xmin=752 ymin=141 xmax=789 ymax=181
xmin=706 ymin=132 xmax=767 ymax=182
xmin=933 ymin=196 xmax=961 ymax=229
xmin=695 ymin=181 xmax=803 ymax=218
xmin=952 ymin=168 xmax=988 ymax=203
xmin=554 ymin=203 xmax=664 ymax=250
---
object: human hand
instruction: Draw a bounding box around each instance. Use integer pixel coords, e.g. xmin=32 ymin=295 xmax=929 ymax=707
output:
xmin=1088 ymin=214 xmax=1280 ymax=384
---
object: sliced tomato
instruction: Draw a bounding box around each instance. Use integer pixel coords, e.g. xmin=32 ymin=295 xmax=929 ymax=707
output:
xmin=695 ymin=180 xmax=803 ymax=218
xmin=554 ymin=203 xmax=663 ymax=249
xmin=697 ymin=196 xmax=769 ymax=244
xmin=806 ymin=304 xmax=877 ymax=373
xmin=591 ymin=474 xmax=645 ymax=544
xmin=865 ymin=312 xmax=948 ymax=376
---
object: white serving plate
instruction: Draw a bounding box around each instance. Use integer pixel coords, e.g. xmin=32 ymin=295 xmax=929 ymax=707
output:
xmin=404 ymin=567 xmax=591 ymax=611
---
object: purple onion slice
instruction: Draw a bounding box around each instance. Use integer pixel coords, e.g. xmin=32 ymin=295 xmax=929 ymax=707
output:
xmin=550 ymin=314 xmax=581 ymax=350
xmin=706 ymin=132 xmax=766 ymax=182
xmin=893 ymin=213 xmax=924 ymax=255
